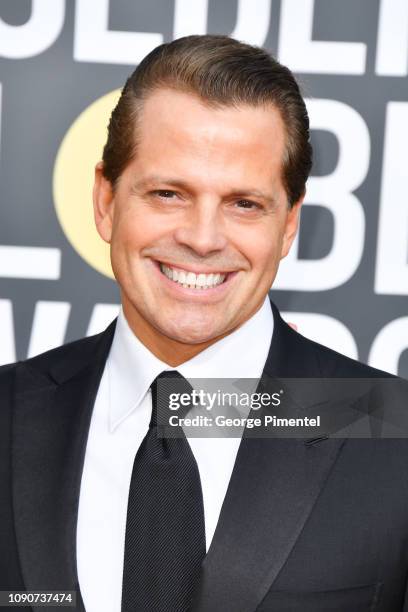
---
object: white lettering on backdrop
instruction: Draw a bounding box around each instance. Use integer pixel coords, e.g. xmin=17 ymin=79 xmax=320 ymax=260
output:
xmin=274 ymin=99 xmax=369 ymax=291
xmin=0 ymin=0 xmax=65 ymax=59
xmin=278 ymin=0 xmax=366 ymax=74
xmin=74 ymin=0 xmax=163 ymax=65
xmin=376 ymin=0 xmax=408 ymax=76
xmin=375 ymin=103 xmax=408 ymax=295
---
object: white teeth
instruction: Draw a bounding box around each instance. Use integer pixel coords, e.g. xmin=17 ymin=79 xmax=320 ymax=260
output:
xmin=160 ymin=263 xmax=227 ymax=289
xmin=197 ymin=273 xmax=206 ymax=287
xmin=186 ymin=272 xmax=196 ymax=285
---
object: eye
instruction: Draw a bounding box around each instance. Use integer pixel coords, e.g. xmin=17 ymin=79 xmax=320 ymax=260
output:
xmin=235 ymin=199 xmax=262 ymax=210
xmin=153 ymin=190 xmax=177 ymax=199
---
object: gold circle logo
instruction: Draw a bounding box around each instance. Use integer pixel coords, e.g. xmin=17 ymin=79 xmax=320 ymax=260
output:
xmin=53 ymin=89 xmax=121 ymax=278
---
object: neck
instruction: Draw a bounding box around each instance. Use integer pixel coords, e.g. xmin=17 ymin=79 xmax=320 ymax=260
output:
xmin=121 ymin=303 xmax=231 ymax=367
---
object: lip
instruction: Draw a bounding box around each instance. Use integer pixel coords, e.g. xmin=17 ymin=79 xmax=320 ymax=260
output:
xmin=151 ymin=259 xmax=239 ymax=300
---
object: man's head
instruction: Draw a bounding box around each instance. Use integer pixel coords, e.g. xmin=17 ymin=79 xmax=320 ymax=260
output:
xmin=93 ymin=35 xmax=312 ymax=363
xmin=102 ymin=35 xmax=312 ymax=208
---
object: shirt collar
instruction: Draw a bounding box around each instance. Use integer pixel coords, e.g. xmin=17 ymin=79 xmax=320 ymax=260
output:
xmin=107 ymin=296 xmax=274 ymax=432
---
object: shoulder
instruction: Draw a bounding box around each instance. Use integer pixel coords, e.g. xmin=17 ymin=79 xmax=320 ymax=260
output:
xmin=0 ymin=334 xmax=96 ymax=376
xmin=0 ymin=319 xmax=116 ymax=390
xmin=269 ymin=300 xmax=394 ymax=379
xmin=0 ymin=362 xmax=18 ymax=400
xmin=297 ymin=330 xmax=393 ymax=379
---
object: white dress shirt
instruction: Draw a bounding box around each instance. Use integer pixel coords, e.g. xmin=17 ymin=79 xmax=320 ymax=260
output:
xmin=76 ymin=297 xmax=273 ymax=612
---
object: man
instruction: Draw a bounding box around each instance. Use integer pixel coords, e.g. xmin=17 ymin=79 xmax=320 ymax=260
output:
xmin=1 ymin=35 xmax=408 ymax=612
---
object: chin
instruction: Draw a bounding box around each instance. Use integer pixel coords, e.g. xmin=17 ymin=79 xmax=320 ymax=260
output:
xmin=158 ymin=317 xmax=225 ymax=346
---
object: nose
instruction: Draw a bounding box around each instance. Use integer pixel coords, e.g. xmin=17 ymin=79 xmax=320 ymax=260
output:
xmin=173 ymin=199 xmax=228 ymax=257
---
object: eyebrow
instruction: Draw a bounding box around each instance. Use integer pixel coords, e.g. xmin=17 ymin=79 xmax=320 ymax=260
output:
xmin=132 ymin=175 xmax=278 ymax=205
xmin=132 ymin=176 xmax=192 ymax=192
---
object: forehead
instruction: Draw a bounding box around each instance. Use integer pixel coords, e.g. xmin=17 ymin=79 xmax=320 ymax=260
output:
xmin=129 ymin=88 xmax=286 ymax=189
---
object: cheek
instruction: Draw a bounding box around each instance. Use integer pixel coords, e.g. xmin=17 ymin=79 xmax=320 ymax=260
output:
xmin=111 ymin=210 xmax=151 ymax=253
xmin=234 ymin=227 xmax=282 ymax=275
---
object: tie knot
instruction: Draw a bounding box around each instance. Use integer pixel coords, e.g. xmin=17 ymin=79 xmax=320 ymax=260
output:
xmin=150 ymin=370 xmax=193 ymax=428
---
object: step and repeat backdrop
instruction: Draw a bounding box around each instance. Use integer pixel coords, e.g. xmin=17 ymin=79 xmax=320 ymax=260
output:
xmin=0 ymin=0 xmax=407 ymax=376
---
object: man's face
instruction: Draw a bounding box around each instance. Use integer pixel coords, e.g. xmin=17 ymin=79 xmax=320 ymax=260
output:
xmin=94 ymin=89 xmax=302 ymax=345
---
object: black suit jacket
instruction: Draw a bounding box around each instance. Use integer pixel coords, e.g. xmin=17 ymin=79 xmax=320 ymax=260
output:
xmin=1 ymin=300 xmax=408 ymax=612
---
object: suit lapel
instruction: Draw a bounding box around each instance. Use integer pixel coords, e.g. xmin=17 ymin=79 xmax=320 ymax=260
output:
xmin=191 ymin=300 xmax=346 ymax=612
xmin=12 ymin=322 xmax=116 ymax=612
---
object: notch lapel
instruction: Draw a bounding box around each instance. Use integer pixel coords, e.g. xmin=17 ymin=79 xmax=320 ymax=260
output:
xmin=12 ymin=322 xmax=116 ymax=612
xmin=191 ymin=300 xmax=346 ymax=612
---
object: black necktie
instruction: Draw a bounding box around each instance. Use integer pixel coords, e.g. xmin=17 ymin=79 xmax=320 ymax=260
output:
xmin=121 ymin=371 xmax=206 ymax=612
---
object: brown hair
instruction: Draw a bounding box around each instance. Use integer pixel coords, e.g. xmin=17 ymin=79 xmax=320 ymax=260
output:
xmin=102 ymin=35 xmax=312 ymax=206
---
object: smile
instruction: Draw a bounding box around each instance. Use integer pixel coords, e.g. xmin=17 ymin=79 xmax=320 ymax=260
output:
xmin=159 ymin=263 xmax=227 ymax=290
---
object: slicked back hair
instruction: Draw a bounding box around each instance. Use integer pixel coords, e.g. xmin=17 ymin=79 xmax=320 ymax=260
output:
xmin=102 ymin=35 xmax=312 ymax=207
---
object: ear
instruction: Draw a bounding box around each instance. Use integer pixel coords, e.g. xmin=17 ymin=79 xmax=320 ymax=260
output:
xmin=93 ymin=161 xmax=115 ymax=244
xmin=280 ymin=196 xmax=304 ymax=260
